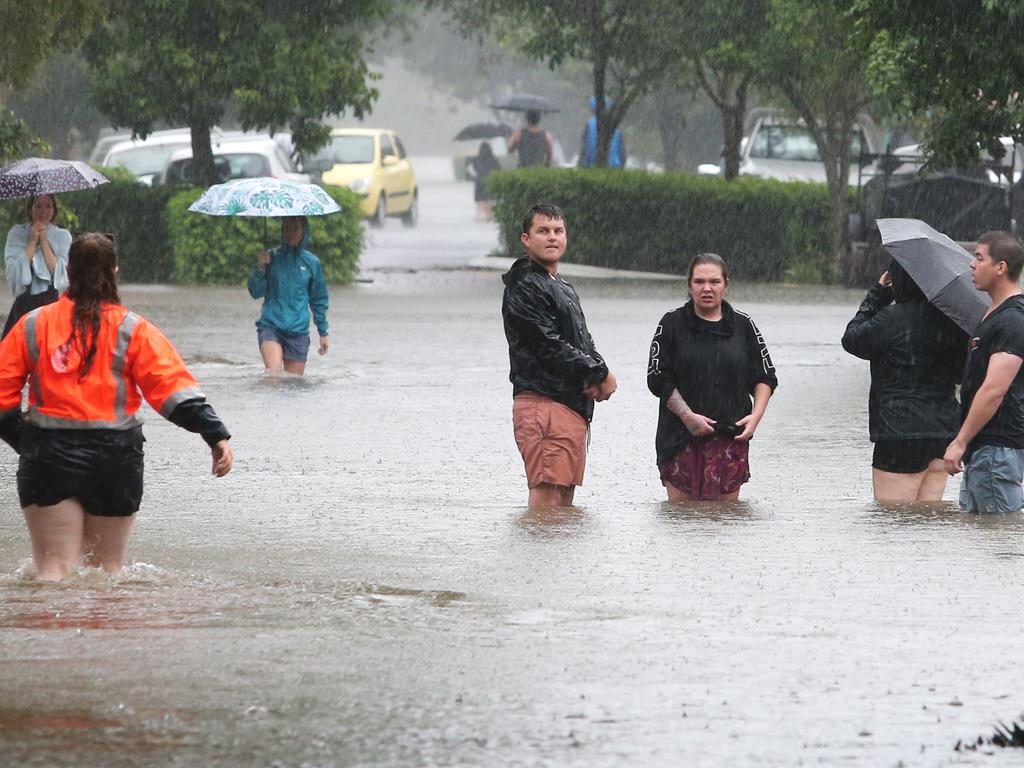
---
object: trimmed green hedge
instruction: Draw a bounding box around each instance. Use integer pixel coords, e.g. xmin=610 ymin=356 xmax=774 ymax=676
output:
xmin=488 ymin=169 xmax=834 ymax=281
xmin=64 ymin=182 xmax=180 ymax=282
xmin=166 ymin=185 xmax=363 ymax=285
xmin=0 ymin=181 xmax=363 ymax=285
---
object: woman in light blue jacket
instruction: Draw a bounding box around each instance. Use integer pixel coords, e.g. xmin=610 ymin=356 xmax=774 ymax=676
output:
xmin=3 ymin=194 xmax=71 ymax=337
xmin=247 ymin=216 xmax=329 ymax=375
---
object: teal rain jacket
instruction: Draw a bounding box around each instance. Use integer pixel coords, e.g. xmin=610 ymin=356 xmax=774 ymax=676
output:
xmin=247 ymin=219 xmax=329 ymax=337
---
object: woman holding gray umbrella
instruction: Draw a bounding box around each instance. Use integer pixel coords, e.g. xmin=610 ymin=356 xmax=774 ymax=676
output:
xmin=3 ymin=194 xmax=71 ymax=337
xmin=842 ymin=260 xmax=968 ymax=502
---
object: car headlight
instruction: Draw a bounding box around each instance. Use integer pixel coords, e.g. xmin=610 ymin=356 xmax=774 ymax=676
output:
xmin=348 ymin=177 xmax=372 ymax=193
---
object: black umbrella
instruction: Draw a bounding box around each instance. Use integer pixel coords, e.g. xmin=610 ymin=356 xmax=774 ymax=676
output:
xmin=454 ymin=122 xmax=514 ymax=141
xmin=0 ymin=157 xmax=109 ymax=200
xmin=489 ymin=93 xmax=560 ymax=113
xmin=877 ymin=217 xmax=989 ymax=333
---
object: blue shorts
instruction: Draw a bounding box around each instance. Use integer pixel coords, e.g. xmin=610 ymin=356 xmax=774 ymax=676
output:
xmin=959 ymin=445 xmax=1024 ymax=514
xmin=257 ymin=326 xmax=310 ymax=363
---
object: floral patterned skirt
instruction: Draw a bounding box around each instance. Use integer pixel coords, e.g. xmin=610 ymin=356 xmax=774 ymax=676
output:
xmin=659 ymin=436 xmax=750 ymax=500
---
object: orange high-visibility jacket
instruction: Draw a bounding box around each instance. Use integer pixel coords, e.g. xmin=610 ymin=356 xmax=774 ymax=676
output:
xmin=0 ymin=296 xmax=204 ymax=429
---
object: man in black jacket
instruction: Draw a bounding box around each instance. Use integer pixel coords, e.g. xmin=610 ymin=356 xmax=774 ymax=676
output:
xmin=502 ymin=203 xmax=617 ymax=507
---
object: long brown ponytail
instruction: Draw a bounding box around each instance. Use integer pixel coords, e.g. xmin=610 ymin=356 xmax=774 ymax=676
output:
xmin=65 ymin=233 xmax=120 ymax=379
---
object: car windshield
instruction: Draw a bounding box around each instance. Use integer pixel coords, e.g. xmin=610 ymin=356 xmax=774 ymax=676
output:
xmin=749 ymin=125 xmax=866 ymax=162
xmin=106 ymin=144 xmax=187 ymax=175
xmin=165 ymin=153 xmax=271 ymax=184
xmin=319 ymin=135 xmax=375 ymax=164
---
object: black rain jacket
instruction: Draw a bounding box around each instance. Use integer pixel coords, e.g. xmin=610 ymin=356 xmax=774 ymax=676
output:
xmin=647 ymin=300 xmax=778 ymax=465
xmin=842 ymin=283 xmax=967 ymax=441
xmin=502 ymin=257 xmax=608 ymax=421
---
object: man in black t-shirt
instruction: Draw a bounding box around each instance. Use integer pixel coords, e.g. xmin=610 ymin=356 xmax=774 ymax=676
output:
xmin=944 ymin=231 xmax=1024 ymax=513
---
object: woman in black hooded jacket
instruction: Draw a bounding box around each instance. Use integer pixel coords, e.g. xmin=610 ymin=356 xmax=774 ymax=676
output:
xmin=842 ymin=260 xmax=967 ymax=502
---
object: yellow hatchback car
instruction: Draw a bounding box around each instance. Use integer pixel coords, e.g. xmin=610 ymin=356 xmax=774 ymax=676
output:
xmin=316 ymin=128 xmax=418 ymax=227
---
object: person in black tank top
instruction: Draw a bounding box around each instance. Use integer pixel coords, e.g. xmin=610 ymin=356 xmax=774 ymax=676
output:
xmin=508 ymin=110 xmax=553 ymax=168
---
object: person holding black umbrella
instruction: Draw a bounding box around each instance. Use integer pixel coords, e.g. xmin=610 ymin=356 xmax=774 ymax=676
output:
xmin=944 ymin=231 xmax=1024 ymax=513
xmin=842 ymin=260 xmax=967 ymax=502
xmin=465 ymin=142 xmax=502 ymax=221
xmin=3 ymin=194 xmax=71 ymax=337
xmin=507 ymin=111 xmax=553 ymax=168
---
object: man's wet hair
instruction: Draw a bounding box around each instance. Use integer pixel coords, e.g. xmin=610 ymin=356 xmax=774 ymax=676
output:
xmin=522 ymin=203 xmax=565 ymax=234
xmin=978 ymin=230 xmax=1024 ymax=280
xmin=526 ymin=110 xmax=541 ymax=126
xmin=687 ymin=252 xmax=729 ymax=284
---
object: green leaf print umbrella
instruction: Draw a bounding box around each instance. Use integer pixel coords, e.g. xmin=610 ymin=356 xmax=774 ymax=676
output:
xmin=188 ymin=177 xmax=341 ymax=218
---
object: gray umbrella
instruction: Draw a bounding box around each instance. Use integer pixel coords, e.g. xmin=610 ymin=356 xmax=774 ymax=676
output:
xmin=877 ymin=217 xmax=989 ymax=334
xmin=0 ymin=157 xmax=109 ymax=200
xmin=489 ymin=93 xmax=560 ymax=113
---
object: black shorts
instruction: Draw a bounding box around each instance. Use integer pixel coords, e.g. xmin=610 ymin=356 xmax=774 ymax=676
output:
xmin=17 ymin=425 xmax=145 ymax=517
xmin=872 ymin=438 xmax=948 ymax=474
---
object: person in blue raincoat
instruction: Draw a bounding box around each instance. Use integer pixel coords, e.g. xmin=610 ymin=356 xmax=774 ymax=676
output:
xmin=578 ymin=96 xmax=626 ymax=168
xmin=248 ymin=216 xmax=329 ymax=375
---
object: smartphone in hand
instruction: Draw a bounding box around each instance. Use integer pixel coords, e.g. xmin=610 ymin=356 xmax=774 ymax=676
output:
xmin=713 ymin=421 xmax=742 ymax=437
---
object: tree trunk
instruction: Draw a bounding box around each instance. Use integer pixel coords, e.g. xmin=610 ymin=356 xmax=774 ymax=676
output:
xmin=820 ymin=138 xmax=851 ymax=266
xmin=722 ymin=98 xmax=746 ymax=180
xmin=593 ymin=56 xmax=609 ymax=168
xmin=190 ymin=123 xmax=216 ymax=187
xmin=657 ymin=107 xmax=684 ymax=171
xmin=693 ymin=62 xmax=748 ymax=181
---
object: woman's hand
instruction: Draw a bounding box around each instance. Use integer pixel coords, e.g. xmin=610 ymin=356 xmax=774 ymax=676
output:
xmin=681 ymin=410 xmax=715 ymax=438
xmin=878 ymin=270 xmax=892 ymax=288
xmin=27 ymin=222 xmax=45 ymax=248
xmin=318 ymin=336 xmax=329 ymax=355
xmin=211 ymin=439 xmax=233 ymax=477
xmin=256 ymin=251 xmax=271 ymax=270
xmin=734 ymin=413 xmax=760 ymax=442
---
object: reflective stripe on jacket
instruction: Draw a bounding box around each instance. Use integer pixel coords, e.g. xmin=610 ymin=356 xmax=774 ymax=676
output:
xmin=0 ymin=295 xmax=203 ymax=429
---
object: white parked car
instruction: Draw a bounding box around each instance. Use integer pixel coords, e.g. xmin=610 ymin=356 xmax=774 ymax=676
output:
xmin=99 ymin=128 xmax=206 ymax=185
xmin=698 ymin=109 xmax=879 ymax=186
xmin=868 ymin=137 xmax=1024 ymax=186
xmin=156 ymin=135 xmax=311 ymax=185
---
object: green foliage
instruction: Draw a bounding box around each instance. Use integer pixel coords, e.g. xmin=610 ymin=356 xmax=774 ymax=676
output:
xmin=0 ymin=109 xmax=50 ymax=165
xmin=855 ymin=0 xmax=1024 ymax=168
xmin=7 ymin=52 xmax=108 ymax=159
xmin=437 ymin=0 xmax=680 ymax=166
xmin=95 ymin=165 xmax=140 ymax=184
xmin=63 ymin=182 xmax=180 ymax=282
xmin=167 ymin=186 xmax=363 ymax=285
xmin=0 ymin=0 xmax=100 ymax=88
xmin=2 ymin=181 xmax=364 ymax=285
xmin=82 ymin=0 xmax=387 ymax=183
xmin=488 ymin=168 xmax=833 ymax=281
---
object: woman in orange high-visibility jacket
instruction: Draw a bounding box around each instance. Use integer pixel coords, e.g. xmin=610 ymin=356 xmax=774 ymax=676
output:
xmin=0 ymin=233 xmax=232 ymax=581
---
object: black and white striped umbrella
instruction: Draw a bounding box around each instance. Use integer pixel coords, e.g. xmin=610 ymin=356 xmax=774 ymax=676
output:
xmin=0 ymin=157 xmax=109 ymax=200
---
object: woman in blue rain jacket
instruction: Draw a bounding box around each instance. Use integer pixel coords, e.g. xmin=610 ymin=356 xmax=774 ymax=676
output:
xmin=248 ymin=216 xmax=329 ymax=375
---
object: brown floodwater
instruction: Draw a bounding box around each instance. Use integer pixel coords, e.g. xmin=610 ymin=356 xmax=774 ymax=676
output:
xmin=1 ymin=174 xmax=1023 ymax=767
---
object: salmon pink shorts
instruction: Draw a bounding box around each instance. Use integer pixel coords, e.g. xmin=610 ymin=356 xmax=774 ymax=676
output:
xmin=512 ymin=392 xmax=588 ymax=488
xmin=659 ymin=436 xmax=750 ymax=500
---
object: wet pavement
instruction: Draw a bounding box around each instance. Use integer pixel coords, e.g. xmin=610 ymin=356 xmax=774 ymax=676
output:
xmin=0 ymin=160 xmax=1023 ymax=767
